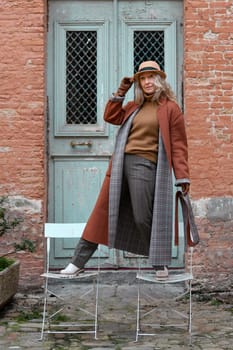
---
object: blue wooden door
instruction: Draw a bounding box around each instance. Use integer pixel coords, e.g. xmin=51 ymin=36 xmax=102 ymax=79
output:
xmin=47 ymin=0 xmax=184 ymax=268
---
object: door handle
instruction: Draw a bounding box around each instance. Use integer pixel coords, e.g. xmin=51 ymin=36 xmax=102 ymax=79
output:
xmin=70 ymin=140 xmax=92 ymax=148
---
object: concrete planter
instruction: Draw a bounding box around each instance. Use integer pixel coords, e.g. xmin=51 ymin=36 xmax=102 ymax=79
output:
xmin=0 ymin=260 xmax=20 ymax=309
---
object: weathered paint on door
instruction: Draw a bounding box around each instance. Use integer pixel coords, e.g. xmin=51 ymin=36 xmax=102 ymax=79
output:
xmin=47 ymin=0 xmax=184 ymax=268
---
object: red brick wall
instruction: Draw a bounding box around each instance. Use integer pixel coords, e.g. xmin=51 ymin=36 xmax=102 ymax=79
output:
xmin=0 ymin=0 xmax=47 ymax=289
xmin=184 ymin=0 xmax=233 ymax=291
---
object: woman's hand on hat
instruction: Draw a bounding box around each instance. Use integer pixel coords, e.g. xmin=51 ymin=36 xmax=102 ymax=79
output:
xmin=115 ymin=76 xmax=134 ymax=97
xmin=122 ymin=76 xmax=134 ymax=85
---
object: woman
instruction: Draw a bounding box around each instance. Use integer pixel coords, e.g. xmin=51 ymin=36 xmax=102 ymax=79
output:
xmin=61 ymin=60 xmax=190 ymax=279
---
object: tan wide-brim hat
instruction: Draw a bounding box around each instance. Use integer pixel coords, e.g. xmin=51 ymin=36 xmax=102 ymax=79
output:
xmin=134 ymin=60 xmax=166 ymax=80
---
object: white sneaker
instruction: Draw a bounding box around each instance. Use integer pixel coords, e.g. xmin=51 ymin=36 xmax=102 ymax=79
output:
xmin=60 ymin=263 xmax=84 ymax=275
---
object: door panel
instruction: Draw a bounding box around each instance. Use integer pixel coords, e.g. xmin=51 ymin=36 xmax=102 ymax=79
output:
xmin=54 ymin=159 xmax=108 ymax=224
xmin=48 ymin=0 xmax=184 ymax=268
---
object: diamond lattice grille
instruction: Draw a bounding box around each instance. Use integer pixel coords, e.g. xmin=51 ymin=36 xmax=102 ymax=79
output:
xmin=134 ymin=31 xmax=164 ymax=72
xmin=66 ymin=31 xmax=97 ymax=125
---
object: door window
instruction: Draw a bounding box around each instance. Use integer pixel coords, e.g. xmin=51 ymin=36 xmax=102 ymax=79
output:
xmin=66 ymin=31 xmax=97 ymax=125
xmin=134 ymin=31 xmax=165 ymax=71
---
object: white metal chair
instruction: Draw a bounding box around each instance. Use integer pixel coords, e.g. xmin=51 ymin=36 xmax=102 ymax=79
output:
xmin=135 ymin=190 xmax=199 ymax=342
xmin=135 ymin=247 xmax=194 ymax=342
xmin=40 ymin=223 xmax=100 ymax=340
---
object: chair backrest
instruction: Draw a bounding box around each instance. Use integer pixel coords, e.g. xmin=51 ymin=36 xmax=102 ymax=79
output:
xmin=44 ymin=223 xmax=87 ymax=272
xmin=44 ymin=223 xmax=86 ymax=239
xmin=44 ymin=223 xmax=111 ymax=272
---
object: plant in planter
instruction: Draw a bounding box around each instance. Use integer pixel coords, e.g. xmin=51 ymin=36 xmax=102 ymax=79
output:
xmin=0 ymin=196 xmax=36 ymax=309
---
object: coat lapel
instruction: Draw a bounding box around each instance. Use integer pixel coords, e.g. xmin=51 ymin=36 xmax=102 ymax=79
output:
xmin=108 ymin=108 xmax=140 ymax=249
xmin=149 ymin=133 xmax=173 ymax=265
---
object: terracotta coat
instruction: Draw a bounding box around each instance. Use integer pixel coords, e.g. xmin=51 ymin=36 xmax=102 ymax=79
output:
xmin=82 ymin=97 xmax=189 ymax=246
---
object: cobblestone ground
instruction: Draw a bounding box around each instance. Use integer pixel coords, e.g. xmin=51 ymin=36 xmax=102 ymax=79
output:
xmin=0 ymin=272 xmax=232 ymax=350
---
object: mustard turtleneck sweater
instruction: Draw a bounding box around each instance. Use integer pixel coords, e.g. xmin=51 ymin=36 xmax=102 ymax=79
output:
xmin=124 ymin=100 xmax=159 ymax=163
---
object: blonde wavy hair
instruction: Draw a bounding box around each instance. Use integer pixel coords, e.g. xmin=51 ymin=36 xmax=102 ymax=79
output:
xmin=134 ymin=74 xmax=177 ymax=105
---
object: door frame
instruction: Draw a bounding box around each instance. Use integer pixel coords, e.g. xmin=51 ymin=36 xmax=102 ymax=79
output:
xmin=47 ymin=0 xmax=185 ymax=268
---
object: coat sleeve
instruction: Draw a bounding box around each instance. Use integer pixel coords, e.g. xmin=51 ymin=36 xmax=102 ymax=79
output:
xmin=103 ymin=96 xmax=136 ymax=125
xmin=169 ymin=103 xmax=190 ymax=185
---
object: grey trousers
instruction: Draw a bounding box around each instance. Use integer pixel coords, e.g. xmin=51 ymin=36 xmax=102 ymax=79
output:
xmin=72 ymin=154 xmax=156 ymax=269
xmin=122 ymin=154 xmax=156 ymax=250
xmin=71 ymin=238 xmax=98 ymax=268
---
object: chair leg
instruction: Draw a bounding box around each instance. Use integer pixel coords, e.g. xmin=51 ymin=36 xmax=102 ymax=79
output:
xmin=188 ymin=278 xmax=192 ymax=346
xmin=135 ymin=279 xmax=140 ymax=342
xmin=94 ymin=275 xmax=99 ymax=339
xmin=40 ymin=277 xmax=48 ymax=340
xmin=188 ymin=278 xmax=192 ymax=334
xmin=189 ymin=247 xmax=193 ymax=337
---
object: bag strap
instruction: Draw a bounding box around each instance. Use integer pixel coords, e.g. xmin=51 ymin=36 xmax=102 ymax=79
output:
xmin=175 ymin=190 xmax=200 ymax=247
